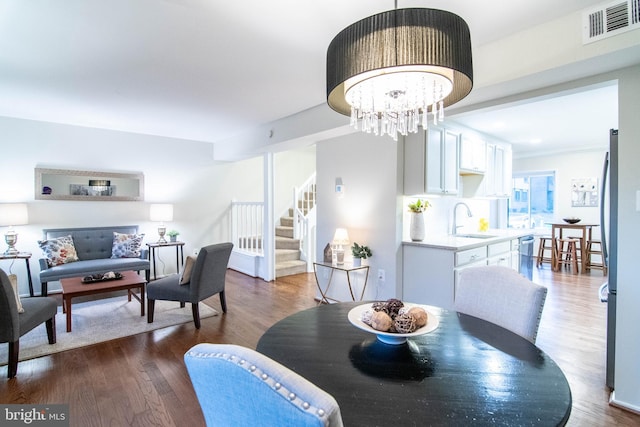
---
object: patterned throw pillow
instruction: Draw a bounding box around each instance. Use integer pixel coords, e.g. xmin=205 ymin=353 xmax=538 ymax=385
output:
xmin=179 ymin=255 xmax=197 ymax=285
xmin=38 ymin=235 xmax=79 ymax=267
xmin=111 ymin=232 xmax=145 ymax=258
xmin=8 ymin=273 xmax=24 ymax=313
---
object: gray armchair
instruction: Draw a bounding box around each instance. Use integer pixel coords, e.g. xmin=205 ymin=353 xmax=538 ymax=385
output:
xmin=0 ymin=269 xmax=57 ymax=378
xmin=455 ymin=265 xmax=547 ymax=343
xmin=147 ymin=242 xmax=233 ymax=329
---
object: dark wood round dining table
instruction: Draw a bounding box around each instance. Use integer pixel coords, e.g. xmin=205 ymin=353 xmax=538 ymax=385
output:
xmin=257 ymin=302 xmax=572 ymax=426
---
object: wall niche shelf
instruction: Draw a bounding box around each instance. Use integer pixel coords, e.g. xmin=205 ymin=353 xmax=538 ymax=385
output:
xmin=35 ymin=168 xmax=144 ymax=201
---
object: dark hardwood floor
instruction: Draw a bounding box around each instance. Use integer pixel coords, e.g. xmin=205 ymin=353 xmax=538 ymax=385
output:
xmin=1 ymin=265 xmax=639 ymax=426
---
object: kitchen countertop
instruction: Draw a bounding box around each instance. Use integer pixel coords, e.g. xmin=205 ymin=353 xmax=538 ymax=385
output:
xmin=403 ymin=229 xmax=535 ymax=251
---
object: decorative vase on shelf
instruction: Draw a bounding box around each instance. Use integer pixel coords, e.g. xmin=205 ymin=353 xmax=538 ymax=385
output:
xmin=410 ymin=212 xmax=426 ymax=241
xmin=352 ymin=257 xmax=362 ymax=267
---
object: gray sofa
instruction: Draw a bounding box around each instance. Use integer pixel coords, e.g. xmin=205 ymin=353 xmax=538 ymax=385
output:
xmin=38 ymin=225 xmax=150 ymax=296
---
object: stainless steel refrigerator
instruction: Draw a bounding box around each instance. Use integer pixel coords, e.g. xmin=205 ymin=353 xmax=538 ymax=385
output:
xmin=599 ymin=128 xmax=617 ymax=389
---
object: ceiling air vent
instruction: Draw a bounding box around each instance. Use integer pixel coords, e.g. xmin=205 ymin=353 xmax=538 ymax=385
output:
xmin=583 ymin=0 xmax=640 ymax=44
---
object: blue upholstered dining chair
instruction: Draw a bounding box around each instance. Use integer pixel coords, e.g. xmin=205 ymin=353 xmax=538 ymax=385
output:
xmin=0 ymin=269 xmax=57 ymax=378
xmin=184 ymin=343 xmax=344 ymax=427
xmin=455 ymin=265 xmax=548 ymax=343
xmin=147 ymin=242 xmax=233 ymax=329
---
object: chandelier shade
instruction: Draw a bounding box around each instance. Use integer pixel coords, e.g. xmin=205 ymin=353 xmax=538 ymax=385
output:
xmin=326 ymin=8 xmax=473 ymax=139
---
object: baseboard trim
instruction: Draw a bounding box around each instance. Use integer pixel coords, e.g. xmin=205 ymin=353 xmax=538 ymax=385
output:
xmin=609 ymin=390 xmax=640 ymax=415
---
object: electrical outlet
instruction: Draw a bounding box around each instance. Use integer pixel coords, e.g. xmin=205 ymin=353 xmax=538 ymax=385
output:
xmin=377 ymin=269 xmax=385 ymax=281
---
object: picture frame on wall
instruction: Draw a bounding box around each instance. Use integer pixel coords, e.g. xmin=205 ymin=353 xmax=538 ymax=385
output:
xmin=571 ymin=177 xmax=598 ymax=207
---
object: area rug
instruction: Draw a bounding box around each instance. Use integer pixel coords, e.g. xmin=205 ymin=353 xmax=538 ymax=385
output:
xmin=0 ymin=296 xmax=218 ymax=365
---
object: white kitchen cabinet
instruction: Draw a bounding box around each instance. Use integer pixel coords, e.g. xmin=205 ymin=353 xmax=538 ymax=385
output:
xmin=459 ymin=136 xmax=486 ymax=174
xmin=483 ymin=143 xmax=512 ymax=197
xmin=403 ymin=243 xmax=490 ymax=310
xmin=403 ymin=245 xmax=458 ymax=309
xmin=403 ymin=236 xmax=525 ymax=309
xmin=453 ymin=247 xmax=488 ymax=298
xmin=486 ymin=240 xmax=514 ymax=267
xmin=404 ymin=126 xmax=459 ymax=196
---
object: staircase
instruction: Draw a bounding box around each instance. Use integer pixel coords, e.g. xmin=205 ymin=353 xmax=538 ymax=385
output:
xmin=275 ymin=185 xmax=316 ymax=278
xmin=275 ymin=209 xmax=306 ymax=277
xmin=230 ymin=174 xmax=316 ymax=280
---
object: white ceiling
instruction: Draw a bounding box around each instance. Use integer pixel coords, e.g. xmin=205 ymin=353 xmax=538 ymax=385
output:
xmin=0 ymin=0 xmax=615 ymax=151
xmin=450 ymin=83 xmax=618 ymax=157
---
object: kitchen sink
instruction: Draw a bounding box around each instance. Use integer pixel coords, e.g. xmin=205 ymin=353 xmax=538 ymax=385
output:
xmin=454 ymin=233 xmax=497 ymax=239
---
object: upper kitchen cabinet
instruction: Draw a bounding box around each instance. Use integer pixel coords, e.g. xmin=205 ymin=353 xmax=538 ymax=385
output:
xmin=459 ymin=136 xmax=486 ymax=174
xmin=404 ymin=126 xmax=459 ymax=196
xmin=460 ymin=141 xmax=513 ymax=198
xmin=484 ymin=143 xmax=513 ymax=197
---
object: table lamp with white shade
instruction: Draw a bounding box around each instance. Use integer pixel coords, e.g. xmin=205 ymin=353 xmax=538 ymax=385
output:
xmin=149 ymin=204 xmax=173 ymax=244
xmin=0 ymin=203 xmax=29 ymax=255
xmin=332 ymin=228 xmax=350 ymax=265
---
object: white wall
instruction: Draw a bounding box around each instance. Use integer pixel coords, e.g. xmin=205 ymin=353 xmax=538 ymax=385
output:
xmin=274 ymin=144 xmax=316 ymax=220
xmin=316 ymin=131 xmax=400 ymax=301
xmin=613 ymin=65 xmax=640 ymax=412
xmin=0 ymin=116 xmax=263 ymax=294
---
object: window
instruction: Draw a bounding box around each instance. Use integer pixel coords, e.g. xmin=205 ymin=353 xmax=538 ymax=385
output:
xmin=509 ymin=171 xmax=555 ymax=229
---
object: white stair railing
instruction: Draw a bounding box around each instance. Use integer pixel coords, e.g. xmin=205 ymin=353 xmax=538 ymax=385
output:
xmin=293 ymin=173 xmax=316 ymax=271
xmin=231 ymin=201 xmax=264 ymax=255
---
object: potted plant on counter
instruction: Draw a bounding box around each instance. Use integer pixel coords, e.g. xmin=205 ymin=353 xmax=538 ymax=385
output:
xmin=167 ymin=230 xmax=180 ymax=242
xmin=407 ymin=199 xmax=431 ymax=241
xmin=351 ymin=242 xmax=372 ymax=267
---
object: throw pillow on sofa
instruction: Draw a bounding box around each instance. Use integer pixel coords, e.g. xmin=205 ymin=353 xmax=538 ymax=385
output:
xmin=38 ymin=235 xmax=79 ymax=267
xmin=111 ymin=232 xmax=145 ymax=258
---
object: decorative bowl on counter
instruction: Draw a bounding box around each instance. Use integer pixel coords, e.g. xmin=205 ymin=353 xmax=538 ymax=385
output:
xmin=563 ymin=217 xmax=581 ymax=224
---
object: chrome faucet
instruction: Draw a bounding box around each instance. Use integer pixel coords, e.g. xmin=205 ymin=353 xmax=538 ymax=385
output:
xmin=452 ymin=202 xmax=473 ymax=235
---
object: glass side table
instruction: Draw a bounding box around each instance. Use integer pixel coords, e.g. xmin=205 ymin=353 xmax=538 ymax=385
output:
xmin=313 ymin=262 xmax=369 ymax=304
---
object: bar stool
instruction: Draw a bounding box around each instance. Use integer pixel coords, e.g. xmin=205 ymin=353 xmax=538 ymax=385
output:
xmin=586 ymin=240 xmax=608 ymax=275
xmin=536 ymin=236 xmax=554 ymax=268
xmin=554 ymin=238 xmax=580 ymax=274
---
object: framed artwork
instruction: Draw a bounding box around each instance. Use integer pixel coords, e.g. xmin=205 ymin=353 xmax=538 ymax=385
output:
xmin=571 ymin=177 xmax=598 ymax=207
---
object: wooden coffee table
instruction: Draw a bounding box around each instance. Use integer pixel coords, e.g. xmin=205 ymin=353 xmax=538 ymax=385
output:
xmin=60 ymin=270 xmax=147 ymax=332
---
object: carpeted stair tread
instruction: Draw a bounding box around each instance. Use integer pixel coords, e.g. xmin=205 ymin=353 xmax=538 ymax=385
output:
xmin=276 ymin=249 xmax=301 ymax=262
xmin=275 ymin=260 xmax=307 ymax=278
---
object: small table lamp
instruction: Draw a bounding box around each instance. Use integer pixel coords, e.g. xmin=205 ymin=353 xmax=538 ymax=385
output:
xmin=332 ymin=228 xmax=350 ymax=265
xmin=150 ymin=204 xmax=173 ymax=244
xmin=0 ymin=203 xmax=29 ymax=255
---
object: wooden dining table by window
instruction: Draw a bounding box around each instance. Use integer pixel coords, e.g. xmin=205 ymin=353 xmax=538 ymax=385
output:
xmin=257 ymin=302 xmax=572 ymax=426
xmin=549 ymin=221 xmax=599 ymax=274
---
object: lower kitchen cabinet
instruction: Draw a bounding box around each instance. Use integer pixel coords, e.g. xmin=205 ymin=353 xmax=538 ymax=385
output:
xmin=402 ymin=238 xmax=520 ymax=310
